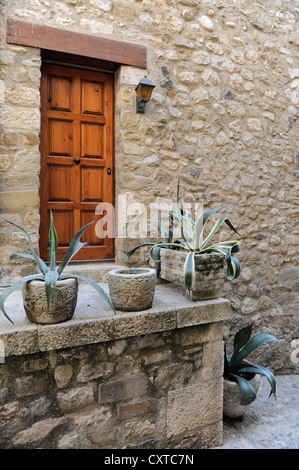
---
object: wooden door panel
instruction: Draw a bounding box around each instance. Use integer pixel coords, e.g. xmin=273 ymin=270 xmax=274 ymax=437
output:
xmin=49 ymin=119 xmax=73 ymax=156
xmin=81 ymin=122 xmax=104 ymax=158
xmin=80 ymin=167 xmax=104 ymax=203
xmin=49 ymin=74 xmax=73 ymax=112
xmin=53 ymin=210 xmax=74 ymax=246
xmin=81 ymin=211 xmax=105 ymax=245
xmin=40 ymin=64 xmax=114 ymax=261
xmin=49 ymin=165 xmax=72 ymax=202
xmin=81 ymin=79 xmax=104 ymax=115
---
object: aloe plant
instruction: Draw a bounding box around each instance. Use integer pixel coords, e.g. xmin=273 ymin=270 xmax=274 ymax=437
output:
xmin=0 ymin=212 xmax=115 ymax=323
xmin=224 ymin=323 xmax=279 ymax=406
xmin=126 ymin=177 xmax=241 ymax=292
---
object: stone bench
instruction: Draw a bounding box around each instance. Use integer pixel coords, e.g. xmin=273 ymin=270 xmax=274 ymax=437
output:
xmin=0 ymin=283 xmax=230 ymax=449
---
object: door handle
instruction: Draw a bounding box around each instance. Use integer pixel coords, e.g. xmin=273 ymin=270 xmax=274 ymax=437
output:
xmin=74 ymin=159 xmax=80 ymax=165
xmin=107 ymin=167 xmax=111 ymax=175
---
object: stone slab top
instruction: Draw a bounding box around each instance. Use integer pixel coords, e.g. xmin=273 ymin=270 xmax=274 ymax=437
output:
xmin=0 ymin=283 xmax=230 ymax=357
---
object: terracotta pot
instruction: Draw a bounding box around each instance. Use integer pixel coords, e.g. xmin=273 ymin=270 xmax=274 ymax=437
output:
xmin=22 ymin=277 xmax=78 ymax=324
xmin=159 ymin=248 xmax=225 ymax=300
xmin=223 ymin=374 xmax=261 ymax=419
xmin=108 ymin=268 xmax=156 ymax=312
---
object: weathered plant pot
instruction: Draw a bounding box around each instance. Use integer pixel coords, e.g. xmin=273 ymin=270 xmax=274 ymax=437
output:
xmin=108 ymin=268 xmax=156 ymax=312
xmin=159 ymin=248 xmax=225 ymax=301
xmin=223 ymin=374 xmax=261 ymax=419
xmin=22 ymin=277 xmax=78 ymax=324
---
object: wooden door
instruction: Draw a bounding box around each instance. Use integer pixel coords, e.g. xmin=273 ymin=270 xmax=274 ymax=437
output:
xmin=39 ymin=64 xmax=114 ymax=261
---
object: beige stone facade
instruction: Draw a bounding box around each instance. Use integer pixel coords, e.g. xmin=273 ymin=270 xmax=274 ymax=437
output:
xmin=0 ymin=0 xmax=298 ymax=372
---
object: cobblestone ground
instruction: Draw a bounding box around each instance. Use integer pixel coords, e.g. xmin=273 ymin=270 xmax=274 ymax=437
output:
xmin=215 ymin=374 xmax=299 ymax=449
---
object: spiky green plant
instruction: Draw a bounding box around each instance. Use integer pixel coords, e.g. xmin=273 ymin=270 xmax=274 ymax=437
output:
xmin=0 ymin=212 xmax=115 ymax=323
xmin=224 ymin=323 xmax=279 ymax=406
xmin=126 ymin=177 xmax=241 ymax=292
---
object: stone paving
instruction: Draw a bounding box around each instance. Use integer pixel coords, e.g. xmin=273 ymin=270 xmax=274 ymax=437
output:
xmin=215 ymin=374 xmax=299 ymax=449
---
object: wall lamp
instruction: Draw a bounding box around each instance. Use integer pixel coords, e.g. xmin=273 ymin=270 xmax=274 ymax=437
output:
xmin=135 ymin=76 xmax=155 ymax=113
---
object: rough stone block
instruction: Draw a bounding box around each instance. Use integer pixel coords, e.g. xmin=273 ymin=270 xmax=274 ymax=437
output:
xmin=54 ymin=365 xmax=73 ymax=389
xmin=176 ymin=323 xmax=223 ymax=346
xmin=154 ymin=363 xmax=193 ymax=391
xmin=0 ymin=190 xmax=39 ymax=212
xmin=77 ymin=362 xmax=114 ymax=383
xmin=57 ymin=386 xmax=95 ymax=413
xmin=12 ymin=417 xmax=67 ymax=446
xmin=14 ymin=375 xmax=48 ymax=398
xmin=118 ymin=398 xmax=157 ymax=419
xmin=98 ymin=373 xmax=148 ymax=404
xmin=177 ymin=298 xmax=230 ymax=328
xmin=167 ymin=379 xmax=223 ymax=439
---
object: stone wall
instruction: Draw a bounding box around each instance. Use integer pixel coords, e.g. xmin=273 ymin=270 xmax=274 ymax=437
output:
xmin=0 ymin=0 xmax=298 ymax=373
xmin=0 ymin=326 xmax=224 ymax=449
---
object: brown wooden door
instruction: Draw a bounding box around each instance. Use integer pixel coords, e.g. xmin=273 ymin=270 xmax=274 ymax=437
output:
xmin=39 ymin=64 xmax=114 ymax=261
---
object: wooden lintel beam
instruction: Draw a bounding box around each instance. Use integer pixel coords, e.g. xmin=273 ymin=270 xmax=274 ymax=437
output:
xmin=7 ymin=19 xmax=147 ymax=69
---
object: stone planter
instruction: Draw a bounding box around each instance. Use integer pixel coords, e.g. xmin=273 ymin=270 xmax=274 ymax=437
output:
xmin=108 ymin=268 xmax=156 ymax=312
xmin=223 ymin=374 xmax=261 ymax=419
xmin=159 ymin=248 xmax=225 ymax=301
xmin=22 ymin=277 xmax=78 ymax=324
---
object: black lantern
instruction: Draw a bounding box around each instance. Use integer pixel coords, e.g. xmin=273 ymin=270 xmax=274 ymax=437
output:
xmin=135 ymin=76 xmax=155 ymax=113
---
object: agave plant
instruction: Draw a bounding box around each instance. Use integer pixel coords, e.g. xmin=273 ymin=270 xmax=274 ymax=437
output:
xmin=224 ymin=323 xmax=279 ymax=406
xmin=126 ymin=177 xmax=241 ymax=292
xmin=0 ymin=212 xmax=115 ymax=323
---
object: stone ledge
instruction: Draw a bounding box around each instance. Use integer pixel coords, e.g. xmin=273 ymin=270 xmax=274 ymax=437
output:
xmin=0 ymin=283 xmax=230 ymax=357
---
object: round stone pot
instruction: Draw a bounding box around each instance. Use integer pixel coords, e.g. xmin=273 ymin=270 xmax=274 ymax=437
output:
xmin=223 ymin=374 xmax=260 ymax=419
xmin=22 ymin=277 xmax=78 ymax=324
xmin=108 ymin=268 xmax=156 ymax=312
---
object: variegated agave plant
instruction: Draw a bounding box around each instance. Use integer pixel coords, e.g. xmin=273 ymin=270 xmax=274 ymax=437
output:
xmin=126 ymin=178 xmax=241 ymax=292
xmin=0 ymin=212 xmax=115 ymax=323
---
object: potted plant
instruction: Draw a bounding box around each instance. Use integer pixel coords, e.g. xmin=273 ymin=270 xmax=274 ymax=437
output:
xmin=108 ymin=267 xmax=156 ymax=312
xmin=126 ymin=177 xmax=241 ymax=300
xmin=0 ymin=212 xmax=115 ymax=324
xmin=223 ymin=323 xmax=279 ymax=419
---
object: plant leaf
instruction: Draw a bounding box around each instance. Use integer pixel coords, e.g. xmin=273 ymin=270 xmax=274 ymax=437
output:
xmin=44 ymin=270 xmax=59 ymax=309
xmin=195 ymin=205 xmax=229 ymax=248
xmin=174 ymin=178 xmax=194 ymax=250
xmin=234 ymin=323 xmax=253 ymax=352
xmin=232 ymin=333 xmax=279 ymax=366
xmin=49 ymin=211 xmax=58 ymax=271
xmin=198 ymin=242 xmax=241 ymax=280
xmin=200 ymin=217 xmax=239 ymax=250
xmin=194 ymin=216 xmax=203 ymax=251
xmin=149 ymin=245 xmax=161 ymax=278
xmin=5 ymin=219 xmax=48 ymax=275
xmin=238 ymin=363 xmax=277 ymax=399
xmin=224 ymin=343 xmax=230 ymax=377
xmin=57 ymin=221 xmax=95 ymax=275
xmin=228 ymin=323 xmax=253 ymax=366
xmin=9 ymin=253 xmax=48 ymax=274
xmin=67 ymin=241 xmax=90 ymax=260
xmin=60 ymin=274 xmax=115 ymax=313
xmin=158 ymin=215 xmax=173 ymax=243
xmin=0 ymin=274 xmax=45 ymax=323
xmin=230 ymin=373 xmax=257 ymax=406
xmin=126 ymin=242 xmax=158 ymax=262
xmin=184 ymin=251 xmax=195 ymax=292
xmin=225 ymin=252 xmax=241 ymax=280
